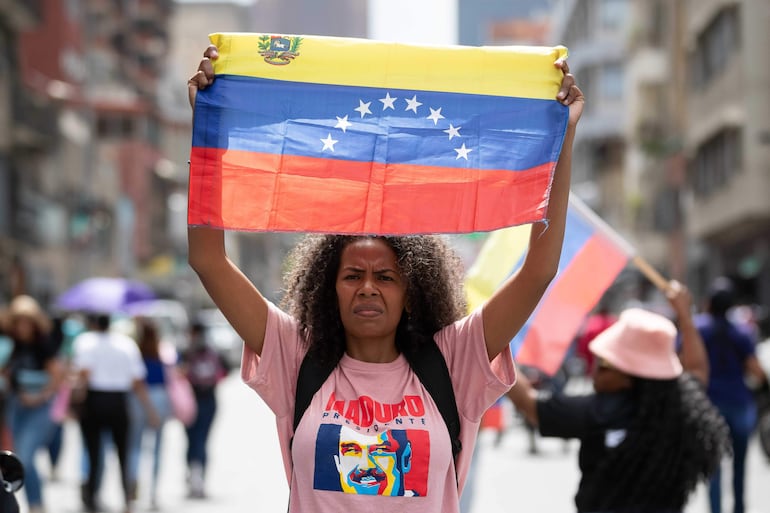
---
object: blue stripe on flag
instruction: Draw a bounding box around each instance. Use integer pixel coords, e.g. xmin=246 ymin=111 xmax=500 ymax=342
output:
xmin=193 ymin=75 xmax=566 ymax=171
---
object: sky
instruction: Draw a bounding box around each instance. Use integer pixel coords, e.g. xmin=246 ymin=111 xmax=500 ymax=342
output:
xmin=367 ymin=0 xmax=458 ymax=45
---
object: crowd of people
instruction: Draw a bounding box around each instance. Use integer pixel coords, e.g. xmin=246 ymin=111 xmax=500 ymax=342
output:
xmin=2 ymin=282 xmax=768 ymax=513
xmin=0 ymin=296 xmax=231 ymax=513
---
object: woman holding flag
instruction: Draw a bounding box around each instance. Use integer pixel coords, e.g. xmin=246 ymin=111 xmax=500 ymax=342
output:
xmin=187 ymin=40 xmax=583 ymax=512
xmin=506 ymin=281 xmax=730 ymax=513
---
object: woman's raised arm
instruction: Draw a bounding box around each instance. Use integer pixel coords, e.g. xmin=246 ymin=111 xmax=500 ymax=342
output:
xmin=187 ymin=46 xmax=269 ymax=356
xmin=482 ymin=59 xmax=584 ymax=361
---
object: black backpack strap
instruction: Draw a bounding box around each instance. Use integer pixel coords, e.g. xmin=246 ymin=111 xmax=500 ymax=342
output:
xmin=293 ymin=351 xmax=337 ymax=435
xmin=402 ymin=337 xmax=462 ymax=462
xmin=288 ymin=351 xmax=337 ymax=509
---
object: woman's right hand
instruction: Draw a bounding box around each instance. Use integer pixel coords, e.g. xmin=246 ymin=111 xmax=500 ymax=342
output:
xmin=187 ymin=45 xmax=219 ymax=109
xmin=555 ymin=59 xmax=584 ymax=128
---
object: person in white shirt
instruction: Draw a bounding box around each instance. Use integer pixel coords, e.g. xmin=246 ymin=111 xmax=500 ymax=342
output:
xmin=72 ymin=314 xmax=158 ymax=513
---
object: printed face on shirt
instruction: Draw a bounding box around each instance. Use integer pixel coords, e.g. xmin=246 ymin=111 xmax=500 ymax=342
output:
xmin=336 ymin=238 xmax=407 ymax=347
xmin=333 ymin=425 xmax=411 ymax=495
xmin=314 ymin=424 xmax=429 ymax=496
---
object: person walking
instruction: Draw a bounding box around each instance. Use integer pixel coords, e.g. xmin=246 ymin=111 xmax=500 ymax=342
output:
xmin=42 ymin=315 xmax=72 ymax=482
xmin=696 ymin=277 xmax=768 ymax=513
xmin=506 ymin=281 xmax=731 ymax=513
xmin=126 ymin=317 xmax=173 ymax=510
xmin=1 ymin=295 xmax=63 ymax=513
xmin=179 ymin=320 xmax=230 ymax=498
xmin=72 ymin=313 xmax=159 ymax=513
xmin=187 ymin=43 xmax=583 ymax=512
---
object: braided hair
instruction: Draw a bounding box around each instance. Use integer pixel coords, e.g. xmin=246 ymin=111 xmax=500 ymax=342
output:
xmin=280 ymin=234 xmax=467 ymax=365
xmin=578 ymin=373 xmax=731 ymax=512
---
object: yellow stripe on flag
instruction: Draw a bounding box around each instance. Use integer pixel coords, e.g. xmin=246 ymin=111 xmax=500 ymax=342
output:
xmin=209 ymin=32 xmax=568 ymax=100
xmin=464 ymin=224 xmax=532 ymax=313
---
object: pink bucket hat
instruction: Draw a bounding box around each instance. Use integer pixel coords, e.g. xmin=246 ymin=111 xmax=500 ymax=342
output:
xmin=588 ymin=307 xmax=683 ymax=380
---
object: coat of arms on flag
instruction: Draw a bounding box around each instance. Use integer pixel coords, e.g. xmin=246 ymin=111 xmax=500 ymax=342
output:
xmin=259 ymin=35 xmax=302 ymax=65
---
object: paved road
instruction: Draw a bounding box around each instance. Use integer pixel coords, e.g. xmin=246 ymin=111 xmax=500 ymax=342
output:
xmin=17 ymin=373 xmax=770 ymax=513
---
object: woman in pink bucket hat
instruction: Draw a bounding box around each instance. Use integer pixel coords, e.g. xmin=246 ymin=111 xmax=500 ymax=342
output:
xmin=507 ymin=281 xmax=730 ymax=513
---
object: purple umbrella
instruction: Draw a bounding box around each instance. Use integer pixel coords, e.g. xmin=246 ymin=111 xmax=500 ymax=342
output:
xmin=55 ymin=277 xmax=156 ymax=313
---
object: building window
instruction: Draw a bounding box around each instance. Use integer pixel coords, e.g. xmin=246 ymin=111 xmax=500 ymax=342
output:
xmin=691 ymin=128 xmax=742 ymax=197
xmin=653 ymin=186 xmax=682 ymax=233
xmin=0 ymin=155 xmax=9 ymax=235
xmin=600 ymin=0 xmax=627 ymax=30
xmin=645 ymin=0 xmax=667 ymax=47
xmin=97 ymin=114 xmax=135 ymax=139
xmin=565 ymin=0 xmax=590 ymax=44
xmin=601 ymin=63 xmax=624 ymax=99
xmin=692 ymin=6 xmax=741 ymax=88
xmin=578 ymin=65 xmax=596 ymax=113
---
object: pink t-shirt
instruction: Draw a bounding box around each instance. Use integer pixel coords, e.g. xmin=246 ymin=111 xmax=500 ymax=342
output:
xmin=241 ymin=301 xmax=515 ymax=513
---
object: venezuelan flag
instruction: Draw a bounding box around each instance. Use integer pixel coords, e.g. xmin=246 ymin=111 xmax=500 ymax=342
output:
xmin=465 ymin=193 xmax=633 ymax=375
xmin=189 ymin=33 xmax=569 ymax=234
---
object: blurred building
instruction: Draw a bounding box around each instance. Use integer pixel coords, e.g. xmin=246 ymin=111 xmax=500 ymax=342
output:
xmin=160 ymin=0 xmax=260 ymax=308
xmin=0 ymin=1 xmax=47 ymax=301
xmin=1 ymin=0 xmax=175 ymax=303
xmin=548 ymin=0 xmax=634 ymax=305
xmin=624 ymin=0 xmax=688 ymax=282
xmin=457 ymin=0 xmax=555 ymax=46
xmin=486 ymin=17 xmax=551 ymax=46
xmin=249 ymin=0 xmax=367 ymax=38
xmin=684 ymin=0 xmax=770 ymax=307
xmin=549 ymin=0 xmax=770 ymax=311
xmin=549 ymin=0 xmax=628 ymax=222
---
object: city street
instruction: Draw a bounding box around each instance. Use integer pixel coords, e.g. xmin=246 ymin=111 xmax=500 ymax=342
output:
xmin=4 ymin=2 xmax=770 ymax=511
xmin=21 ymin=373 xmax=770 ymax=513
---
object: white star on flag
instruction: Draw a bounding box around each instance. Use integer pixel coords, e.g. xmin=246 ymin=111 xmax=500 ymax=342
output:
xmin=379 ymin=92 xmax=397 ymax=110
xmin=454 ymin=143 xmax=473 ymax=160
xmin=321 ymin=133 xmax=338 ymax=151
xmin=354 ymin=100 xmax=372 ymax=118
xmin=335 ymin=115 xmax=352 ymax=132
xmin=444 ymin=124 xmax=461 ymax=140
xmin=328 ymin=90 xmax=476 ymax=162
xmin=427 ymin=107 xmax=445 ymax=125
xmin=405 ymin=95 xmax=422 ymax=113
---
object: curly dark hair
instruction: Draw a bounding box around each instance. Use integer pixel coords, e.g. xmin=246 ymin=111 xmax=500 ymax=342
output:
xmin=578 ymin=373 xmax=731 ymax=512
xmin=280 ymin=234 xmax=467 ymax=365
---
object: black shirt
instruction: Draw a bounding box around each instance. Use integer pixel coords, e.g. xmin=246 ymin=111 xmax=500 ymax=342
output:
xmin=537 ymin=390 xmax=637 ymax=512
xmin=6 ymin=340 xmax=57 ymax=394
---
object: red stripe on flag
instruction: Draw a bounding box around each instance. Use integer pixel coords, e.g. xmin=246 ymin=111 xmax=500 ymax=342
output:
xmin=188 ymin=148 xmax=554 ymax=234
xmin=515 ymin=234 xmax=629 ymax=375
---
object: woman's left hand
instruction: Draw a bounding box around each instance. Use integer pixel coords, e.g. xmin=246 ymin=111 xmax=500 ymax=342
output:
xmin=188 ymin=45 xmax=219 ymax=109
xmin=556 ymin=59 xmax=584 ymax=127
